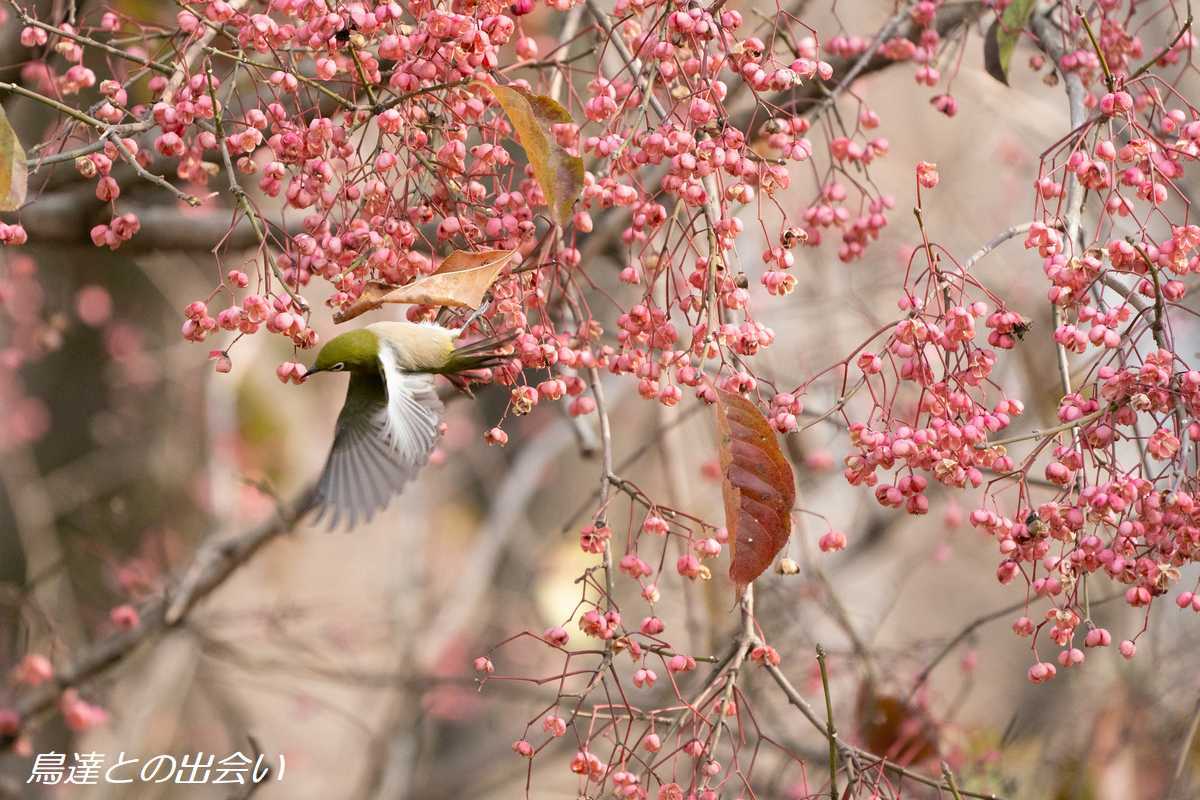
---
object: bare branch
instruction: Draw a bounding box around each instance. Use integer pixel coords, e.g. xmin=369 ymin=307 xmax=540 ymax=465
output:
xmin=2 ymin=485 xmax=316 ymax=748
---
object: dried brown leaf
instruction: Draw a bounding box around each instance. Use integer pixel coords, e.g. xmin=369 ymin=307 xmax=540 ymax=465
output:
xmin=0 ymin=105 xmax=27 ymax=212
xmin=333 ymin=248 xmax=516 ymax=324
xmin=476 ymin=83 xmax=584 ymax=225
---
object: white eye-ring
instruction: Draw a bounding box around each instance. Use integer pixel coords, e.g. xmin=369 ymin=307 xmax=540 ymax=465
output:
xmin=331 ymin=362 xmax=346 ymax=372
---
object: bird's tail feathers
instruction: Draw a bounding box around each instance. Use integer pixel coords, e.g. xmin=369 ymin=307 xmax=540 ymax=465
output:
xmin=444 ymin=330 xmax=518 ymax=374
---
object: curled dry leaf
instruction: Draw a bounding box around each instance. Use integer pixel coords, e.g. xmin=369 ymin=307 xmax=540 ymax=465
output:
xmin=716 ymin=390 xmax=796 ymax=593
xmin=0 ymin=105 xmax=27 ymax=212
xmin=475 ymin=82 xmax=584 ymax=225
xmin=334 ymin=248 xmax=517 ymax=324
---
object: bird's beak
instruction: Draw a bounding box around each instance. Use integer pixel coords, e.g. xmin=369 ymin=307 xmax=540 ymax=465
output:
xmin=305 ymin=366 xmax=326 ymax=377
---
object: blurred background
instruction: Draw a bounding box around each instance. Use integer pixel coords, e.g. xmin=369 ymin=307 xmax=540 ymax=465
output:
xmin=3 ymin=1 xmax=1200 ymax=799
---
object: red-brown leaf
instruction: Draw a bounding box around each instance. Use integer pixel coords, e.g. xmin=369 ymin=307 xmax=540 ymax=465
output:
xmin=716 ymin=390 xmax=796 ymax=593
xmin=855 ymin=684 xmax=940 ymax=766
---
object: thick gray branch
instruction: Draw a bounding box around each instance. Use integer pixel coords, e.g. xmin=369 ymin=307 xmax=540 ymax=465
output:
xmin=2 ymin=485 xmax=316 ymax=749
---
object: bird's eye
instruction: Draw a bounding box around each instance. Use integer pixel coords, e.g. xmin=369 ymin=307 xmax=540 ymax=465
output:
xmin=331 ymin=362 xmax=346 ymax=372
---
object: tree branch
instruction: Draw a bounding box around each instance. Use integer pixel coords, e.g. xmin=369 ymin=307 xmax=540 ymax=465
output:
xmin=6 ymin=194 xmax=300 ymax=251
xmin=1031 ymin=10 xmax=1088 ymax=402
xmin=733 ymin=2 xmax=985 ymax=136
xmin=2 ymin=485 xmax=316 ymax=749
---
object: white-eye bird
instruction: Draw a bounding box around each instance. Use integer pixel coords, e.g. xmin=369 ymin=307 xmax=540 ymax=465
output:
xmin=305 ymin=320 xmax=512 ymax=529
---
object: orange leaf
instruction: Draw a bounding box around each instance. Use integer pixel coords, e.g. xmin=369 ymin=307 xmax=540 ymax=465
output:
xmin=476 ymin=83 xmax=584 ymax=225
xmin=333 ymin=248 xmax=516 ymax=324
xmin=0 ymin=105 xmax=27 ymax=212
xmin=716 ymin=390 xmax=796 ymax=593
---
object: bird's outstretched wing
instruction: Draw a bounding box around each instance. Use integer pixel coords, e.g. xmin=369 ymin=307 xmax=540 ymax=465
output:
xmin=312 ymin=363 xmax=443 ymax=530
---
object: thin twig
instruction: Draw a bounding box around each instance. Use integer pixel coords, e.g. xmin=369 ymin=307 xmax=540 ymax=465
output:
xmin=203 ymin=46 xmax=357 ymax=111
xmin=763 ymin=662 xmax=1003 ymax=799
xmin=961 ymin=222 xmax=1037 ymax=272
xmin=584 ymin=0 xmax=667 ymax=120
xmin=548 ymin=5 xmax=586 ymax=102
xmin=1129 ymin=11 xmax=1193 ymax=80
xmin=807 ymin=5 xmax=911 ymax=120
xmin=347 ymin=43 xmax=379 ymax=109
xmin=206 ymin=67 xmax=308 ymax=312
xmin=1075 ymin=8 xmax=1114 ymax=91
xmin=163 ymin=0 xmax=253 ymax=103
xmin=5 ymin=3 xmax=173 ymax=75
xmin=27 ymin=121 xmax=154 ymax=170
xmin=910 ymin=593 xmax=1122 ymax=697
xmin=418 ymin=416 xmax=580 ymax=670
xmin=977 ymin=407 xmax=1107 ymax=449
xmin=1169 ymin=696 xmax=1200 ymax=798
xmin=109 ymin=134 xmax=201 ymax=207
xmin=812 ymin=566 xmax=878 ymax=685
xmin=0 ymin=81 xmax=107 ymax=129
xmin=587 ymin=364 xmax=618 ymax=627
xmin=816 ymin=644 xmax=839 ymax=800
xmin=942 ymin=761 xmax=966 ymax=800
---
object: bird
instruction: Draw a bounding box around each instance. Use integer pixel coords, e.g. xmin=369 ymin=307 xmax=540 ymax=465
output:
xmin=304 ymin=320 xmax=513 ymax=529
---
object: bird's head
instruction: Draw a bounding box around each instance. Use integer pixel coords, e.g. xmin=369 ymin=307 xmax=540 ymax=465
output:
xmin=308 ymin=328 xmax=379 ymax=375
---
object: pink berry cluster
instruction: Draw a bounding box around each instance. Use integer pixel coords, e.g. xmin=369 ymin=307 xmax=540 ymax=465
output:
xmin=824 ymin=16 xmax=1200 ymax=688
xmin=0 ymin=0 xmax=966 ymax=410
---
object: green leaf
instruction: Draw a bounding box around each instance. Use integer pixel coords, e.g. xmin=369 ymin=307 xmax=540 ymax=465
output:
xmin=0 ymin=105 xmax=27 ymax=212
xmin=983 ymin=21 xmax=1007 ymax=85
xmin=986 ymin=0 xmax=1037 ymax=85
xmin=476 ymin=83 xmax=584 ymax=226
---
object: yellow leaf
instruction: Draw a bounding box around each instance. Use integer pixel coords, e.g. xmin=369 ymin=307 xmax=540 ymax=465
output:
xmin=334 ymin=248 xmax=517 ymax=324
xmin=0 ymin=105 xmax=27 ymax=212
xmin=476 ymin=83 xmax=584 ymax=226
